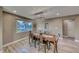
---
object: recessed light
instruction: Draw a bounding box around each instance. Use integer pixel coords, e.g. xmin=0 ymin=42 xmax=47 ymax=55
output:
xmin=56 ymin=13 xmax=60 ymax=16
xmin=13 ymin=10 xmax=16 ymax=13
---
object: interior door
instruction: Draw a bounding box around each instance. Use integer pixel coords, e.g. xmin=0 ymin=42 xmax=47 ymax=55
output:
xmin=63 ymin=20 xmax=75 ymax=38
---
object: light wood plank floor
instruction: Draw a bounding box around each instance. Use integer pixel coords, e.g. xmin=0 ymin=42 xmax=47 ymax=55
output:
xmin=2 ymin=37 xmax=79 ymax=53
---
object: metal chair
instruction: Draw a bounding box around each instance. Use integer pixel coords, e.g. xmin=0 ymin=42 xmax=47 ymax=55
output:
xmin=53 ymin=33 xmax=60 ymax=53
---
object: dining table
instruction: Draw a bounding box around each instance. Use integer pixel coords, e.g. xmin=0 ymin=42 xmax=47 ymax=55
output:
xmin=29 ymin=32 xmax=58 ymax=53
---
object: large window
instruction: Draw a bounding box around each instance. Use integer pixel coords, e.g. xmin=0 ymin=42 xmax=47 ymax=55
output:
xmin=26 ymin=22 xmax=32 ymax=31
xmin=16 ymin=20 xmax=32 ymax=33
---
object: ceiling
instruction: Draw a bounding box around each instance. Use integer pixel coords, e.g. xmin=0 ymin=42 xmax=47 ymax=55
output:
xmin=3 ymin=6 xmax=79 ymax=19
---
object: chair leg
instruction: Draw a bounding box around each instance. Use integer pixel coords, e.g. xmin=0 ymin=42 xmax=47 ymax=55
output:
xmin=44 ymin=44 xmax=46 ymax=53
xmin=29 ymin=36 xmax=30 ymax=44
xmin=54 ymin=47 xmax=55 ymax=53
xmin=38 ymin=40 xmax=40 ymax=51
xmin=53 ymin=44 xmax=56 ymax=53
xmin=30 ymin=39 xmax=34 ymax=47
xmin=34 ymin=40 xmax=36 ymax=48
xmin=53 ymin=44 xmax=58 ymax=53
xmin=32 ymin=39 xmax=33 ymax=43
xmin=29 ymin=37 xmax=33 ymax=47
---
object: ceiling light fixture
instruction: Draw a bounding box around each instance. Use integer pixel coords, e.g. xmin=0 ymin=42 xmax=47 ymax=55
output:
xmin=13 ymin=10 xmax=16 ymax=13
xmin=56 ymin=13 xmax=60 ymax=16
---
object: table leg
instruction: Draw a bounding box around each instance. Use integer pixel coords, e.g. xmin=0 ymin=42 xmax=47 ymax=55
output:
xmin=56 ymin=43 xmax=58 ymax=53
xmin=54 ymin=46 xmax=55 ymax=53
xmin=47 ymin=41 xmax=51 ymax=50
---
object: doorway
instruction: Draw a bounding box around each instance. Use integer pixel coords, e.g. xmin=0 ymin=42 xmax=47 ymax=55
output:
xmin=63 ymin=19 xmax=75 ymax=39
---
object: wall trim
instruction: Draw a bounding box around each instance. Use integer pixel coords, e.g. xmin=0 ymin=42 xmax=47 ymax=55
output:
xmin=3 ymin=37 xmax=27 ymax=48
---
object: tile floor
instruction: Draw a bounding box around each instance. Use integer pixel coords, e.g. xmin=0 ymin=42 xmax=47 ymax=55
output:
xmin=2 ymin=36 xmax=79 ymax=53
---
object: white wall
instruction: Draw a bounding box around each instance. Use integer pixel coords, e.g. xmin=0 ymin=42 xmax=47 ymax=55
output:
xmin=35 ymin=19 xmax=45 ymax=33
xmin=34 ymin=16 xmax=79 ymax=40
xmin=75 ymin=16 xmax=79 ymax=41
xmin=35 ymin=18 xmax=63 ymax=37
xmin=47 ymin=19 xmax=63 ymax=37
xmin=0 ymin=7 xmax=3 ymax=50
xmin=3 ymin=13 xmax=29 ymax=45
xmin=64 ymin=20 xmax=75 ymax=37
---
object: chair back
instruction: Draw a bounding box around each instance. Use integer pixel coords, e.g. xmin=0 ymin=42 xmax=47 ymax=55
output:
xmin=56 ymin=33 xmax=60 ymax=43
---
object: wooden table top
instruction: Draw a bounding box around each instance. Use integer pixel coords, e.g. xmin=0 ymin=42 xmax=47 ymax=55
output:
xmin=32 ymin=33 xmax=57 ymax=42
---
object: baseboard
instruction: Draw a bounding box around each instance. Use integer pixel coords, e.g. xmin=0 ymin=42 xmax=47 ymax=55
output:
xmin=3 ymin=37 xmax=27 ymax=48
